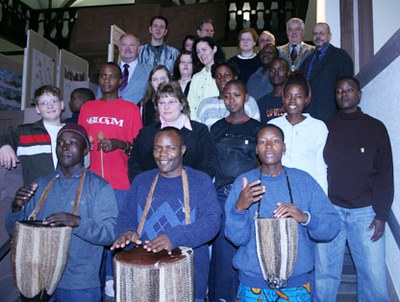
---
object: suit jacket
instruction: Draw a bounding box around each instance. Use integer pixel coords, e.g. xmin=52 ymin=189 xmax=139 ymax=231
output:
xmin=278 ymin=41 xmax=315 ymax=71
xmin=96 ymin=62 xmax=151 ymax=105
xmin=299 ymin=44 xmax=354 ymax=121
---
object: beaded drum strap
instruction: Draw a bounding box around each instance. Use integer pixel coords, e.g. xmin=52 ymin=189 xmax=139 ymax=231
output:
xmin=28 ymin=170 xmax=87 ymax=220
xmin=137 ymin=170 xmax=191 ymax=237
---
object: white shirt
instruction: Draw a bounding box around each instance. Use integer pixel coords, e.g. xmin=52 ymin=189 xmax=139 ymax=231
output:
xmin=269 ymin=113 xmax=328 ymax=193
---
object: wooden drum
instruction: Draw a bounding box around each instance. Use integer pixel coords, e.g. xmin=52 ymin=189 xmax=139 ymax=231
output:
xmin=11 ymin=220 xmax=72 ymax=298
xmin=114 ymin=246 xmax=194 ymax=302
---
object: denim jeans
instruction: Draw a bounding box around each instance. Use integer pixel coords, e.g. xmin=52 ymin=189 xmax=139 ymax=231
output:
xmin=314 ymin=205 xmax=388 ymax=302
xmin=49 ymin=287 xmax=101 ymax=302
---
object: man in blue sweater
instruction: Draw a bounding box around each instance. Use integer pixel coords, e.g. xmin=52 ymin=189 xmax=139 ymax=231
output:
xmin=225 ymin=124 xmax=339 ymax=301
xmin=112 ymin=127 xmax=221 ymax=302
xmin=6 ymin=123 xmax=118 ymax=302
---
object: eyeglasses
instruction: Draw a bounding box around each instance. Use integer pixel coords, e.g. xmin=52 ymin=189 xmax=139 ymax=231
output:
xmin=215 ymin=73 xmax=233 ymax=80
xmin=336 ymin=87 xmax=355 ymax=94
xmin=158 ymin=100 xmax=179 ymax=106
xmin=37 ymin=99 xmax=60 ymax=107
xmin=240 ymin=38 xmax=254 ymax=42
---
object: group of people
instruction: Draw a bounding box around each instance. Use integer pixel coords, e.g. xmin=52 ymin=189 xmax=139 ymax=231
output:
xmin=0 ymin=14 xmax=394 ymax=302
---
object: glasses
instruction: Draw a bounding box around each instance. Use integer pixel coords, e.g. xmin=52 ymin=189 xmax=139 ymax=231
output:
xmin=336 ymin=87 xmax=355 ymax=94
xmin=215 ymin=73 xmax=233 ymax=80
xmin=240 ymin=38 xmax=254 ymax=42
xmin=158 ymin=100 xmax=179 ymax=106
xmin=180 ymin=60 xmax=192 ymax=65
xmin=37 ymin=99 xmax=60 ymax=107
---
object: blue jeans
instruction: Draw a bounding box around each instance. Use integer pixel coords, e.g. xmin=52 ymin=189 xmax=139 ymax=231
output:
xmin=49 ymin=287 xmax=101 ymax=302
xmin=315 ymin=205 xmax=388 ymax=302
xmin=104 ymin=190 xmax=128 ymax=282
xmin=208 ymin=185 xmax=239 ymax=302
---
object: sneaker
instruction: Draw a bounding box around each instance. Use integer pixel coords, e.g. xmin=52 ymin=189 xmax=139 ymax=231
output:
xmin=104 ymin=279 xmax=115 ymax=297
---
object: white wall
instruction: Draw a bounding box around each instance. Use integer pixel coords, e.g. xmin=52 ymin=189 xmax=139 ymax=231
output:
xmin=360 ymin=56 xmax=400 ymax=296
xmin=373 ymin=0 xmax=400 ymax=54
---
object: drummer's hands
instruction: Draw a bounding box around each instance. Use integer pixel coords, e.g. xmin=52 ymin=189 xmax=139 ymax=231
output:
xmin=273 ymin=202 xmax=308 ymax=223
xmin=110 ymin=231 xmax=141 ymax=250
xmin=235 ymin=177 xmax=265 ymax=211
xmin=12 ymin=183 xmax=38 ymax=212
xmin=43 ymin=213 xmax=81 ymax=227
xmin=143 ymin=234 xmax=172 ymax=255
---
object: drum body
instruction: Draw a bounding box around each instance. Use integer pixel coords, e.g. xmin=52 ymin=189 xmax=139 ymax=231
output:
xmin=11 ymin=221 xmax=72 ymax=298
xmin=255 ymin=217 xmax=298 ymax=289
xmin=114 ymin=246 xmax=194 ymax=302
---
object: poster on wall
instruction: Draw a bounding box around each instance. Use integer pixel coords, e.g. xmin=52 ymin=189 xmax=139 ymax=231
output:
xmin=107 ymin=24 xmax=126 ymax=63
xmin=0 ymin=54 xmax=23 ymax=110
xmin=22 ymin=30 xmax=58 ymax=109
xmin=58 ymin=49 xmax=90 ymax=120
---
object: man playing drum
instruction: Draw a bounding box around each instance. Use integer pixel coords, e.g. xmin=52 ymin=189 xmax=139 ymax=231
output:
xmin=111 ymin=127 xmax=221 ymax=302
xmin=224 ymin=125 xmax=339 ymax=301
xmin=5 ymin=123 xmax=118 ymax=302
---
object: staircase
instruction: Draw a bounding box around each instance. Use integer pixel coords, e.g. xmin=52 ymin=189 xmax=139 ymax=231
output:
xmin=337 ymin=244 xmax=357 ymax=302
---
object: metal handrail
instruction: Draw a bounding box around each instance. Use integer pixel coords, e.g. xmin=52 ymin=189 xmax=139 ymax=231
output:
xmin=0 ymin=238 xmax=10 ymax=262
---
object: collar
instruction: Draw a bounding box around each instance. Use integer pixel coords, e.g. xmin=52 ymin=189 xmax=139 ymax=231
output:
xmin=160 ymin=114 xmax=192 ymax=131
xmin=337 ymin=107 xmax=364 ymax=120
xmin=56 ymin=166 xmax=86 ymax=180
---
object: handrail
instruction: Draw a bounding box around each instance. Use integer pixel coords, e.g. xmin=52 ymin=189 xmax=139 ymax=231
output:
xmin=0 ymin=238 xmax=10 ymax=262
xmin=388 ymin=209 xmax=400 ymax=250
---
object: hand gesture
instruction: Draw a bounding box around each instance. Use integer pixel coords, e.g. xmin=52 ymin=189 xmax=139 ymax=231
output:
xmin=273 ymin=202 xmax=308 ymax=223
xmin=12 ymin=183 xmax=38 ymax=212
xmin=110 ymin=231 xmax=141 ymax=250
xmin=368 ymin=218 xmax=385 ymax=242
xmin=143 ymin=234 xmax=172 ymax=254
xmin=98 ymin=138 xmax=125 ymax=153
xmin=235 ymin=177 xmax=265 ymax=211
xmin=0 ymin=145 xmax=19 ymax=169
xmin=43 ymin=212 xmax=81 ymax=227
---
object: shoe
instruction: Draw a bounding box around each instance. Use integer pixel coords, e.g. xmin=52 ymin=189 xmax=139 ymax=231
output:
xmin=104 ymin=279 xmax=115 ymax=297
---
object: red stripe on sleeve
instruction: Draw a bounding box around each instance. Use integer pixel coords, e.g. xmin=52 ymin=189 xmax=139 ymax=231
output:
xmin=20 ymin=134 xmax=51 ymax=144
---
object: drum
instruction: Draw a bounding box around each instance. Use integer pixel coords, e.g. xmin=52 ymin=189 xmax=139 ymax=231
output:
xmin=114 ymin=246 xmax=194 ymax=302
xmin=11 ymin=220 xmax=72 ymax=298
xmin=255 ymin=217 xmax=298 ymax=289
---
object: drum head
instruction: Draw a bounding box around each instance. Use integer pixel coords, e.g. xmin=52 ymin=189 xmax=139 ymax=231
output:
xmin=115 ymin=247 xmax=191 ymax=266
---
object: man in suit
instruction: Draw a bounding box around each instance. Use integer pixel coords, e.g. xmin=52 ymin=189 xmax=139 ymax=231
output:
xmin=299 ymin=22 xmax=353 ymax=121
xmin=278 ymin=18 xmax=314 ymax=72
xmin=97 ymin=34 xmax=151 ymax=105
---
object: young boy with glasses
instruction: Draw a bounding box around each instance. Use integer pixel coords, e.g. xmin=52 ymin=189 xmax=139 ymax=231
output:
xmin=0 ymin=85 xmax=64 ymax=184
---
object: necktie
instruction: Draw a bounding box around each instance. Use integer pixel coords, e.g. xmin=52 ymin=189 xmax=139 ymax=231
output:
xmin=290 ymin=45 xmax=297 ymax=62
xmin=120 ymin=64 xmax=129 ymax=92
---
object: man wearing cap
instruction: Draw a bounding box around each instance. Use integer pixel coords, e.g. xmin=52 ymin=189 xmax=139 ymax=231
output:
xmin=5 ymin=123 xmax=118 ymax=302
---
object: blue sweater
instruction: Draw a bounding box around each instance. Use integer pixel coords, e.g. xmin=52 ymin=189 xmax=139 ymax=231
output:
xmin=225 ymin=167 xmax=339 ymax=289
xmin=117 ymin=166 xmax=221 ymax=299
xmin=5 ymin=168 xmax=118 ymax=290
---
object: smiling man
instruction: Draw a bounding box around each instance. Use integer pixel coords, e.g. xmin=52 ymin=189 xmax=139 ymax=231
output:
xmin=315 ymin=77 xmax=394 ymax=302
xmin=138 ymin=16 xmax=179 ymax=73
xmin=277 ymin=18 xmax=314 ymax=71
xmin=112 ymin=127 xmax=221 ymax=302
xmin=5 ymin=123 xmax=118 ymax=302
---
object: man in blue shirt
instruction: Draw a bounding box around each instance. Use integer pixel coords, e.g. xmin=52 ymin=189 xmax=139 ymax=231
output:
xmin=6 ymin=123 xmax=118 ymax=302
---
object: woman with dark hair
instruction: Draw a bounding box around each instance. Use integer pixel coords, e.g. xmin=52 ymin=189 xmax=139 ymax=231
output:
xmin=173 ymin=51 xmax=193 ymax=97
xmin=181 ymin=34 xmax=196 ymax=52
xmin=187 ymin=37 xmax=225 ymax=118
xmin=209 ymin=79 xmax=261 ymax=302
xmin=129 ymin=81 xmax=215 ymax=181
xmin=268 ymin=72 xmax=328 ymax=193
xmin=141 ymin=65 xmax=172 ymax=126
